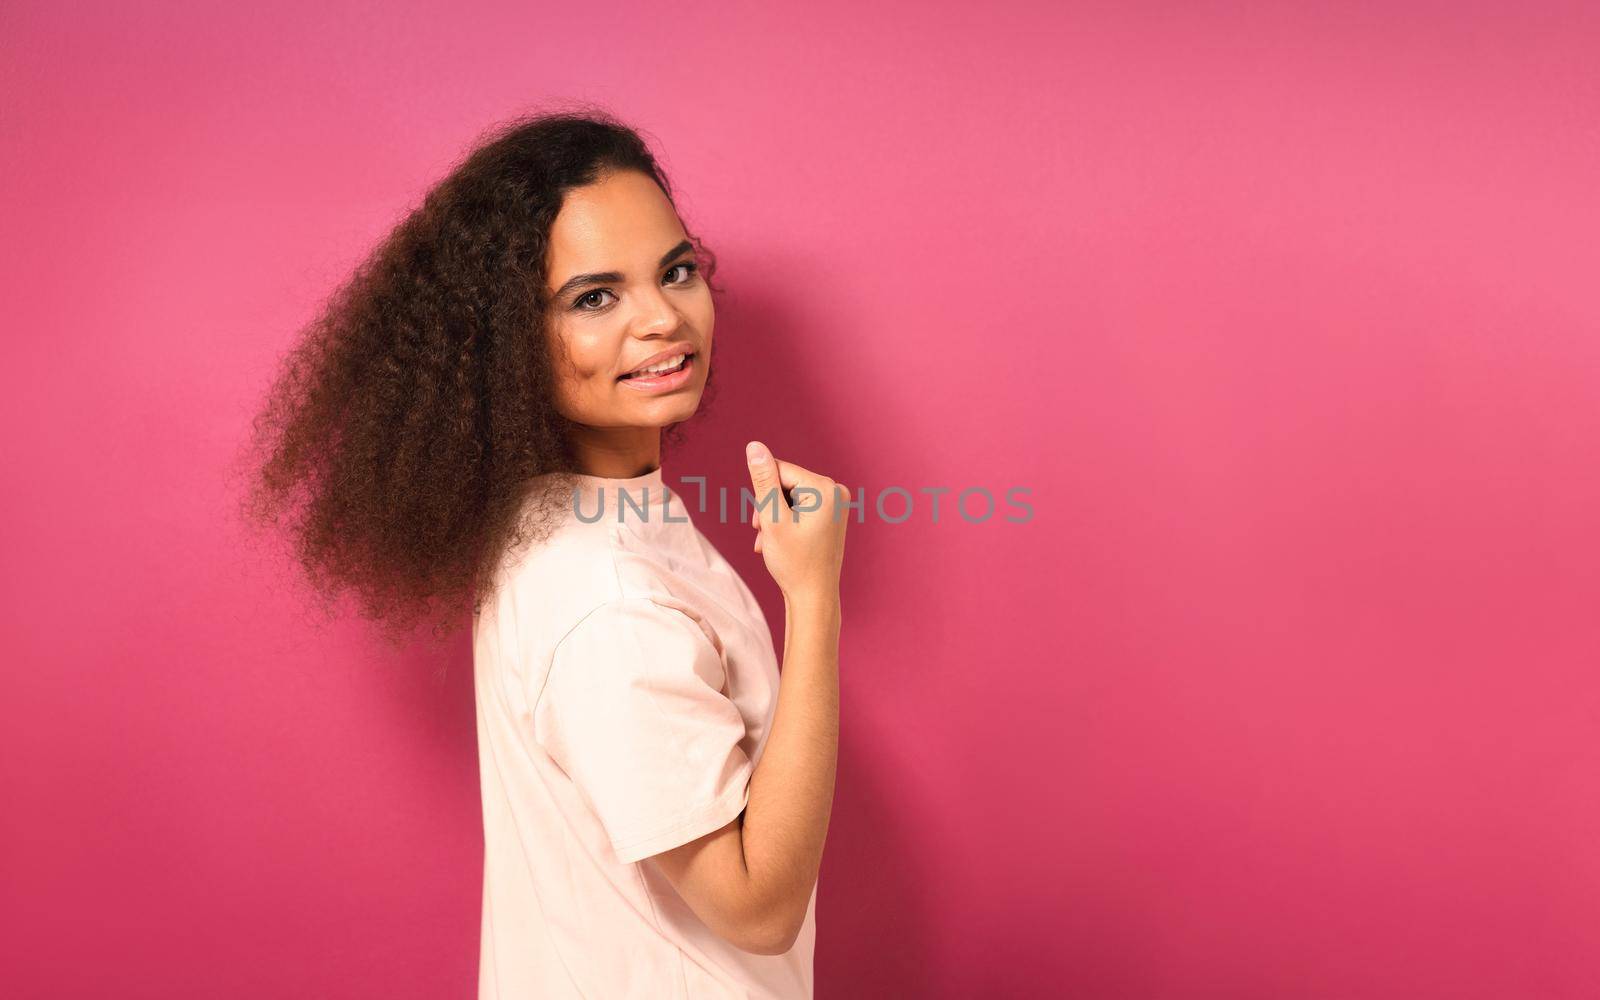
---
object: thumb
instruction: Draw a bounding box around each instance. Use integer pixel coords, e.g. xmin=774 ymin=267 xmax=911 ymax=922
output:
xmin=745 ymin=441 xmax=787 ymax=514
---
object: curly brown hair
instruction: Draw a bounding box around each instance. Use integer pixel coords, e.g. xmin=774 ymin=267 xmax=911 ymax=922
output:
xmin=236 ymin=107 xmax=723 ymax=644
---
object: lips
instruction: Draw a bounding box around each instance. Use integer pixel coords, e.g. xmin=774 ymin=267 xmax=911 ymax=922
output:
xmin=617 ymin=352 xmax=696 ymax=394
xmin=620 ymin=353 xmax=691 ymax=380
xmin=618 ymin=344 xmax=696 ymax=380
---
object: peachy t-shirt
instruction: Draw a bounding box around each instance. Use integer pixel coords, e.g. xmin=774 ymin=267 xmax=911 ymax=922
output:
xmin=471 ymin=465 xmax=816 ymax=999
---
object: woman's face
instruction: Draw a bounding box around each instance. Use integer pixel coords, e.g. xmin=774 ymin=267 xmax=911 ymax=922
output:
xmin=542 ymin=169 xmax=713 ymax=436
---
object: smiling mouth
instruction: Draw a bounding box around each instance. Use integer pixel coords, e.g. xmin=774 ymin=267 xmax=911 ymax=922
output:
xmin=618 ymin=352 xmax=694 ymax=381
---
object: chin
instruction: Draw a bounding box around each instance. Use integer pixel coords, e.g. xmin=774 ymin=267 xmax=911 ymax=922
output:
xmin=638 ymin=394 xmax=703 ymax=427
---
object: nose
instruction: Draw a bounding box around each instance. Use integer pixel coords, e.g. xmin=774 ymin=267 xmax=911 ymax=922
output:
xmin=631 ymin=286 xmax=683 ymax=339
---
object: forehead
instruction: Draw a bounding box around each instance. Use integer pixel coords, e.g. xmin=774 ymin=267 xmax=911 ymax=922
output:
xmin=545 ymin=170 xmax=684 ymax=279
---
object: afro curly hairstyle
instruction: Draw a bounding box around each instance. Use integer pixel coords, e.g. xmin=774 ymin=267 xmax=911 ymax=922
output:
xmin=237 ymin=106 xmax=723 ymax=644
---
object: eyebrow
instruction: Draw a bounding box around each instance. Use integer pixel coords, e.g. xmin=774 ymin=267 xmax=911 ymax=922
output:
xmin=551 ymin=239 xmax=695 ymax=301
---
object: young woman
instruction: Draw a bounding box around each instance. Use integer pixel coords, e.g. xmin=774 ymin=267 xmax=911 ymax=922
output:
xmin=245 ymin=110 xmax=846 ymax=998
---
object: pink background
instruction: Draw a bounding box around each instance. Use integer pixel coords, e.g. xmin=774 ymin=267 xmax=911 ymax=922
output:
xmin=4 ymin=2 xmax=1598 ymax=997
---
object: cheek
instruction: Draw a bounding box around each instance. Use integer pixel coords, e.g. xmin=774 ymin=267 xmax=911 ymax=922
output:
xmin=565 ymin=328 xmax=618 ymax=377
xmin=546 ymin=325 xmax=619 ymax=411
xmin=687 ymin=293 xmax=715 ymax=356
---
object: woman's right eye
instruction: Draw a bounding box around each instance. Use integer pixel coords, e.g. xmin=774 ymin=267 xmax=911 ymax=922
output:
xmin=574 ymin=289 xmax=614 ymax=311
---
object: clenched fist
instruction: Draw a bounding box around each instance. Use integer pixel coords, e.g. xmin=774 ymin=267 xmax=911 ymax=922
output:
xmin=745 ymin=441 xmax=849 ymax=602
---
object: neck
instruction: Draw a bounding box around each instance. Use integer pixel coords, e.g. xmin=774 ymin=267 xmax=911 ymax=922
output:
xmin=567 ymin=423 xmax=662 ymax=479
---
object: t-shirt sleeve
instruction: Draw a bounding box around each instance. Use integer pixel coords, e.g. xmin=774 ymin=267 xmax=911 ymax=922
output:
xmin=533 ymin=597 xmax=755 ymax=865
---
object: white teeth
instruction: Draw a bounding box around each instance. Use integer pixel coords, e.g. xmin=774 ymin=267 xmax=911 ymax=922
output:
xmin=630 ymin=353 xmax=688 ymax=377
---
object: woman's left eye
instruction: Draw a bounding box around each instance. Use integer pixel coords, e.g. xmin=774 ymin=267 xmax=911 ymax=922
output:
xmin=665 ymin=262 xmax=698 ymax=284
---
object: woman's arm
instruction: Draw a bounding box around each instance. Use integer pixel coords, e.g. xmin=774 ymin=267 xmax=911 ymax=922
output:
xmin=740 ymin=587 xmax=840 ymax=949
xmin=650 ymin=444 xmax=847 ymax=955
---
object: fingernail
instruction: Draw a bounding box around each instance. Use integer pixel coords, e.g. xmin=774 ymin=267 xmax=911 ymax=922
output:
xmin=746 ymin=441 xmax=766 ymax=463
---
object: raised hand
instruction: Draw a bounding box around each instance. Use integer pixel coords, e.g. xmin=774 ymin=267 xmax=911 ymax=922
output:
xmin=744 ymin=441 xmax=849 ymax=601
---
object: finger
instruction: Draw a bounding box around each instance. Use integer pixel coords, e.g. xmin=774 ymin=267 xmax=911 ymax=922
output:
xmin=745 ymin=441 xmax=791 ymax=518
xmin=769 ymin=457 xmax=823 ymax=492
xmin=770 ymin=461 xmax=843 ymax=514
xmin=769 ymin=461 xmax=842 ymax=514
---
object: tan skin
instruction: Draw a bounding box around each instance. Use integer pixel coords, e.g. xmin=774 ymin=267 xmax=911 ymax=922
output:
xmin=544 ymin=168 xmax=846 ymax=956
